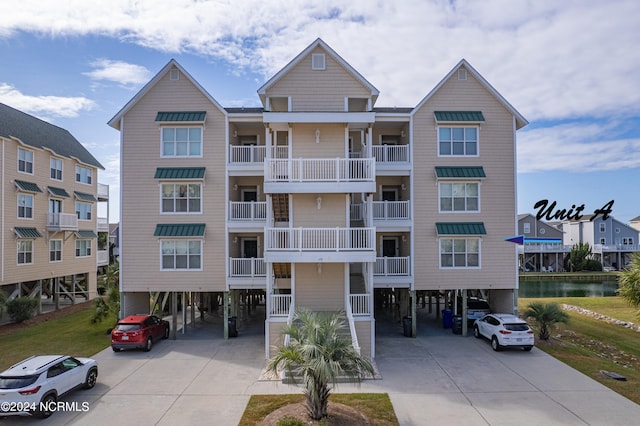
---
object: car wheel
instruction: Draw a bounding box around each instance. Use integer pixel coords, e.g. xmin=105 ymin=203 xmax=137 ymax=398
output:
xmin=163 ymin=326 xmax=169 ymax=339
xmin=491 ymin=336 xmax=501 ymax=351
xmin=84 ymin=368 xmax=98 ymax=389
xmin=473 ymin=326 xmax=481 ymax=338
xmin=112 ymin=346 xmax=121 ymax=352
xmin=37 ymin=393 xmax=57 ymax=418
xmin=523 ymin=346 xmax=533 ymax=352
xmin=144 ymin=337 xmax=153 ymax=352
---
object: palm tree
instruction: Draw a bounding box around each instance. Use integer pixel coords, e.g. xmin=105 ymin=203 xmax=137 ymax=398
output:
xmin=523 ymin=302 xmax=569 ymax=341
xmin=266 ymin=309 xmax=375 ymax=421
xmin=91 ymin=262 xmax=120 ymax=324
xmin=618 ymin=252 xmax=640 ymax=312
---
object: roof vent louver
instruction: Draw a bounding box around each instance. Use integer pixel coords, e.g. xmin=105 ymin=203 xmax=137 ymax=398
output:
xmin=458 ymin=69 xmax=467 ymax=80
xmin=311 ymin=53 xmax=326 ymax=70
xmin=170 ymin=69 xmax=179 ymax=80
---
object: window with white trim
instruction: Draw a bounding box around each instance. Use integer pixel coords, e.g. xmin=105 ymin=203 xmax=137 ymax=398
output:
xmin=439 ymin=182 xmax=479 ymax=212
xmin=523 ymin=223 xmax=530 ymax=234
xmin=50 ymin=157 xmax=63 ymax=180
xmin=18 ymin=193 xmax=34 ymax=219
xmin=599 ymin=223 xmax=606 ymax=233
xmin=599 ymin=238 xmax=606 ymax=245
xmin=438 ymin=127 xmax=478 ymax=156
xmin=161 ymin=127 xmax=202 ymax=157
xmin=76 ymin=165 xmax=92 ymax=184
xmin=311 ymin=53 xmax=326 ymax=70
xmin=75 ymin=239 xmax=92 ymax=257
xmin=623 ymin=237 xmax=634 ymax=245
xmin=50 ymin=239 xmax=62 ymax=262
xmin=161 ymin=240 xmax=202 ymax=270
xmin=18 ymin=148 xmax=34 ymax=174
xmin=440 ymin=238 xmax=480 ymax=268
xmin=161 ymin=183 xmax=201 ymax=213
xmin=76 ymin=202 xmax=92 ymax=220
xmin=18 ymin=240 xmax=33 ymax=264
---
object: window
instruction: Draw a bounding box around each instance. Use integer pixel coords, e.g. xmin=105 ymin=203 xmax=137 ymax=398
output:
xmin=76 ymin=165 xmax=92 ymax=184
xmin=50 ymin=158 xmax=63 ymax=180
xmin=599 ymin=223 xmax=606 ymax=233
xmin=161 ymin=127 xmax=202 ymax=157
xmin=76 ymin=202 xmax=92 ymax=220
xmin=311 ymin=53 xmax=326 ymax=70
xmin=161 ymin=183 xmax=201 ymax=213
xmin=17 ymin=240 xmax=33 ymax=264
xmin=623 ymin=237 xmax=634 ymax=245
xmin=439 ymin=182 xmax=479 ymax=212
xmin=161 ymin=240 xmax=202 ymax=270
xmin=440 ymin=238 xmax=480 ymax=268
xmin=599 ymin=238 xmax=606 ymax=245
xmin=18 ymin=148 xmax=34 ymax=174
xmin=438 ymin=127 xmax=478 ymax=156
xmin=523 ymin=223 xmax=530 ymax=234
xmin=18 ymin=194 xmax=34 ymax=219
xmin=76 ymin=239 xmax=92 ymax=257
xmin=50 ymin=239 xmax=62 ymax=262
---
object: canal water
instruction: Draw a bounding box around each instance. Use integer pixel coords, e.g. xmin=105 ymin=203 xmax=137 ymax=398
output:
xmin=519 ymin=280 xmax=619 ymax=298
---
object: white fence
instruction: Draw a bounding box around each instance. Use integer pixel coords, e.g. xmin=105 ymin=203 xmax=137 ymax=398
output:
xmin=47 ymin=212 xmax=78 ymax=230
xmin=349 ymin=294 xmax=371 ymax=316
xmin=229 ymin=258 xmax=266 ymax=277
xmin=266 ymin=227 xmax=376 ymax=251
xmin=229 ymin=201 xmax=267 ymax=221
xmin=264 ymin=158 xmax=375 ymax=183
xmin=229 ymin=145 xmax=288 ymax=164
xmin=372 ymin=200 xmax=410 ymax=220
xmin=372 ymin=145 xmax=409 ymax=162
xmin=270 ymin=294 xmax=292 ymax=317
xmin=374 ymin=256 xmax=411 ymax=276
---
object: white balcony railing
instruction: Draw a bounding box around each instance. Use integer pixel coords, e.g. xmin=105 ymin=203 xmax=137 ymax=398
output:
xmin=374 ymin=256 xmax=411 ymax=276
xmin=229 ymin=145 xmax=288 ymax=164
xmin=229 ymin=258 xmax=266 ymax=277
xmin=264 ymin=158 xmax=375 ymax=183
xmin=593 ymin=244 xmax=640 ymax=253
xmin=97 ymin=250 xmax=109 ymax=266
xmin=349 ymin=294 xmax=371 ymax=316
xmin=47 ymin=213 xmax=78 ymax=230
xmin=265 ymin=227 xmax=375 ymax=252
xmin=372 ymin=200 xmax=410 ymax=220
xmin=97 ymin=217 xmax=109 ymax=232
xmin=270 ymin=294 xmax=292 ymax=317
xmin=372 ymin=145 xmax=409 ymax=163
xmin=229 ymin=201 xmax=267 ymax=222
xmin=97 ymin=183 xmax=109 ymax=199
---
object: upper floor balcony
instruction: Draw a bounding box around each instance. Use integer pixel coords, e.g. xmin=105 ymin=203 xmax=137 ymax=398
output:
xmin=47 ymin=213 xmax=78 ymax=232
xmin=97 ymin=217 xmax=109 ymax=233
xmin=228 ymin=201 xmax=267 ymax=230
xmin=264 ymin=227 xmax=376 ymax=263
xmin=371 ymin=200 xmax=411 ymax=229
xmin=372 ymin=145 xmax=410 ymax=175
xmin=264 ymin=158 xmax=376 ymax=194
xmin=228 ymin=257 xmax=267 ymax=289
xmin=228 ymin=145 xmax=287 ymax=175
xmin=373 ymin=256 xmax=412 ymax=287
xmin=97 ymin=250 xmax=109 ymax=267
xmin=97 ymin=183 xmax=109 ymax=201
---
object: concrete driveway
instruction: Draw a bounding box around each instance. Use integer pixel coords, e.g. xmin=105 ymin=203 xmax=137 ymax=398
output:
xmin=2 ymin=308 xmax=640 ymax=426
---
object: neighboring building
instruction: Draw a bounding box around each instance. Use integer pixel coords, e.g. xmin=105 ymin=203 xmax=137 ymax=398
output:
xmin=517 ymin=213 xmax=565 ymax=272
xmin=109 ymin=39 xmax=527 ymax=358
xmin=562 ymin=215 xmax=640 ymax=270
xmin=630 ymin=215 xmax=640 ymax=233
xmin=0 ymin=103 xmax=107 ymax=314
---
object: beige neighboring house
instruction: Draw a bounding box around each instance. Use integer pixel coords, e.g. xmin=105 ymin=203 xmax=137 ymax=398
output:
xmin=109 ymin=39 xmax=527 ymax=358
xmin=0 ymin=103 xmax=108 ymax=316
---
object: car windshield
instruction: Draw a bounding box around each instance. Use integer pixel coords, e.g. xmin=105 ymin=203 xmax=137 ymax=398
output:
xmin=0 ymin=375 xmax=39 ymax=389
xmin=504 ymin=323 xmax=530 ymax=332
xmin=115 ymin=323 xmax=141 ymax=332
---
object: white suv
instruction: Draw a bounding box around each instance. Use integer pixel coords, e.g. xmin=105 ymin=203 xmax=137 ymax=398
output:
xmin=0 ymin=355 xmax=98 ymax=418
xmin=474 ymin=313 xmax=534 ymax=352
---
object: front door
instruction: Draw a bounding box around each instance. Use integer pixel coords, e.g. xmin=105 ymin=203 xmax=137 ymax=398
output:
xmin=382 ymin=237 xmax=398 ymax=257
xmin=242 ymin=188 xmax=258 ymax=202
xmin=242 ymin=239 xmax=258 ymax=258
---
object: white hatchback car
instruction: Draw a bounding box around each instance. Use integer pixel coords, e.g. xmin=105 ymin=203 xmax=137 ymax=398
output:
xmin=473 ymin=313 xmax=534 ymax=352
xmin=0 ymin=355 xmax=98 ymax=418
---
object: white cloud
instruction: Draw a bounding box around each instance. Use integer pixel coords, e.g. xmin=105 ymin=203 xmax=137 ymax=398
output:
xmin=517 ymin=121 xmax=640 ymax=173
xmin=0 ymin=83 xmax=95 ymax=119
xmin=83 ymin=59 xmax=151 ymax=88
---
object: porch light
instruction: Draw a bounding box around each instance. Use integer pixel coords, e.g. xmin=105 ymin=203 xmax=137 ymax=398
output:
xmin=315 ymin=129 xmax=320 ymax=143
xmin=317 ymin=263 xmax=322 ymax=274
xmin=233 ymin=237 xmax=238 ymax=244
xmin=316 ymin=196 xmax=322 ymax=210
xmin=233 ymin=184 xmax=238 ymax=191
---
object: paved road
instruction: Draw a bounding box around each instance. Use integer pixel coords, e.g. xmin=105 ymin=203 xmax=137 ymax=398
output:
xmin=3 ymin=308 xmax=640 ymax=425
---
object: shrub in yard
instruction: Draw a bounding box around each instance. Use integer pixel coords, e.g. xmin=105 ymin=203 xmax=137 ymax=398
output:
xmin=7 ymin=297 xmax=39 ymax=323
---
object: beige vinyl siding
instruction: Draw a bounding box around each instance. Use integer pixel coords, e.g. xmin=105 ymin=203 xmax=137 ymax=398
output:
xmin=1 ymin=139 xmax=98 ymax=290
xmin=292 ymin=194 xmax=346 ymax=227
xmin=294 ymin=263 xmax=344 ymax=311
xmin=412 ymin=67 xmax=517 ymax=291
xmin=354 ymin=320 xmax=372 ymax=358
xmin=291 ymin=124 xmax=345 ymax=158
xmin=267 ymin=47 xmax=371 ymax=112
xmin=120 ymin=67 xmax=227 ymax=292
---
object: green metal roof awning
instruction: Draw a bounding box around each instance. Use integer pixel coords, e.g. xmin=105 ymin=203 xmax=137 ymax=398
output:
xmin=14 ymin=227 xmax=42 ymax=238
xmin=75 ymin=230 xmax=98 ymax=239
xmin=48 ymin=186 xmax=70 ymax=198
xmin=154 ymin=223 xmax=206 ymax=237
xmin=434 ymin=111 xmax=485 ymax=122
xmin=74 ymin=191 xmax=97 ymax=202
xmin=436 ymin=222 xmax=487 ymax=235
xmin=435 ymin=166 xmax=486 ymax=179
xmin=155 ymin=111 xmax=206 ymax=122
xmin=154 ymin=167 xmax=206 ymax=180
xmin=15 ymin=180 xmax=42 ymax=193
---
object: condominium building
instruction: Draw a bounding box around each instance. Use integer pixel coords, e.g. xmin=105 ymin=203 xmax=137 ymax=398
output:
xmin=109 ymin=39 xmax=527 ymax=358
xmin=0 ymin=103 xmax=108 ymax=314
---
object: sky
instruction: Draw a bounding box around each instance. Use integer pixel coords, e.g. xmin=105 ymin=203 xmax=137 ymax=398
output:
xmin=1 ymin=0 xmax=639 ymax=224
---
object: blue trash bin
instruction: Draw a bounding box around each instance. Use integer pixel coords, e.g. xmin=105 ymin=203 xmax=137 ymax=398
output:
xmin=442 ymin=309 xmax=453 ymax=328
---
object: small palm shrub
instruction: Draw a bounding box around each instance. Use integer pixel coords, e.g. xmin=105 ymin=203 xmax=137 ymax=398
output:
xmin=7 ymin=297 xmax=39 ymax=323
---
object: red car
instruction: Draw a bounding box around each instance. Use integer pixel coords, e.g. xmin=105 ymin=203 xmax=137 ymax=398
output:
xmin=111 ymin=315 xmax=170 ymax=352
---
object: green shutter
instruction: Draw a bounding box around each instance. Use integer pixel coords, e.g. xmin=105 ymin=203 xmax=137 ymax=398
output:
xmin=15 ymin=180 xmax=42 ymax=193
xmin=14 ymin=227 xmax=42 ymax=238
xmin=154 ymin=223 xmax=206 ymax=237
xmin=48 ymin=186 xmax=70 ymax=198
xmin=434 ymin=111 xmax=485 ymax=122
xmin=435 ymin=166 xmax=486 ymax=179
xmin=154 ymin=167 xmax=206 ymax=179
xmin=155 ymin=111 xmax=206 ymax=122
xmin=436 ymin=222 xmax=486 ymax=235
xmin=74 ymin=191 xmax=97 ymax=202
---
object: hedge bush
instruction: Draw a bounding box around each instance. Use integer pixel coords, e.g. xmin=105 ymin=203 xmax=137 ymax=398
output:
xmin=7 ymin=297 xmax=39 ymax=323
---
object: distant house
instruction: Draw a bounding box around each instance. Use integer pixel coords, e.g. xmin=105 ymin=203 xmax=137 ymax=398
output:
xmin=0 ymin=102 xmax=108 ymax=314
xmin=517 ymin=214 xmax=565 ymax=272
xmin=630 ymin=215 xmax=640 ymax=233
xmin=109 ymin=223 xmax=119 ymax=262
